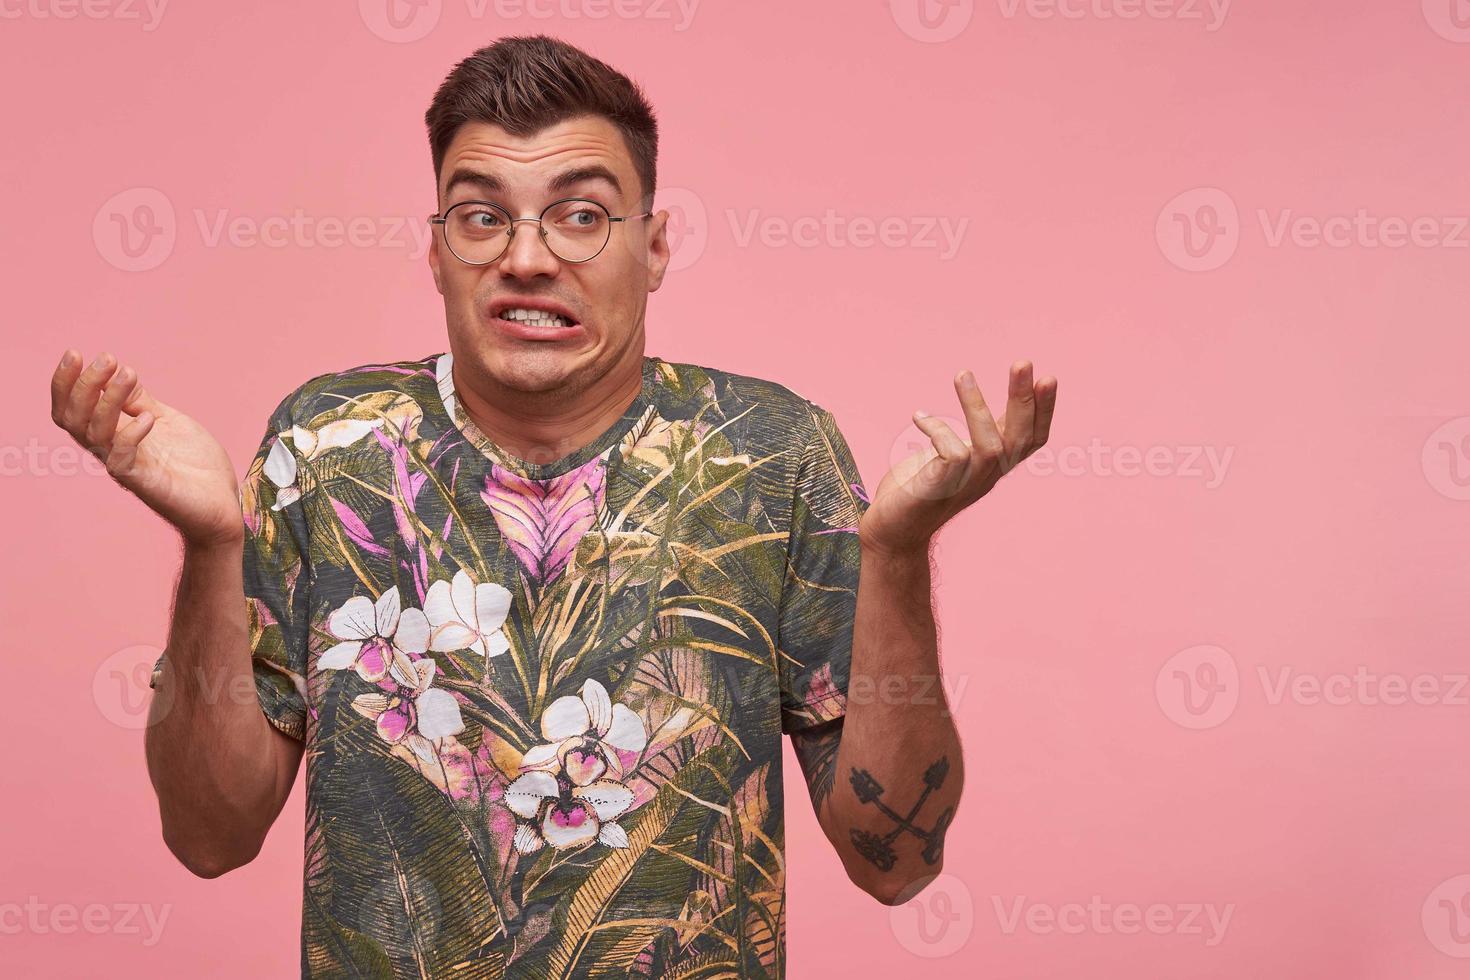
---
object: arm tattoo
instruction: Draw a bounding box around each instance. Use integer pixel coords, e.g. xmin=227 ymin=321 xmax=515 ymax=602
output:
xmin=791 ymin=717 xmax=844 ymax=809
xmin=848 ymin=757 xmax=953 ymax=871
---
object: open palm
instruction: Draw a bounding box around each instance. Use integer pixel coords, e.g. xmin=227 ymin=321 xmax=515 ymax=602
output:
xmin=50 ymin=351 xmax=243 ymax=547
xmin=860 ymin=360 xmax=1058 ymax=555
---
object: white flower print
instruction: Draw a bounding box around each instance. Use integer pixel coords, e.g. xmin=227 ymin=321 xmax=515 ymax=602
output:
xmin=317 ymin=587 xmax=428 ymax=683
xmin=262 ymin=418 xmax=385 ymax=509
xmin=502 ymin=679 xmax=650 ymax=854
xmin=423 ymin=568 xmax=512 ymax=662
xmin=519 ymin=678 xmax=648 ymax=782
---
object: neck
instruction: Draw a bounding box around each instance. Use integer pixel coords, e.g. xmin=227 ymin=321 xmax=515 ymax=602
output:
xmin=451 ymin=349 xmax=646 ymax=468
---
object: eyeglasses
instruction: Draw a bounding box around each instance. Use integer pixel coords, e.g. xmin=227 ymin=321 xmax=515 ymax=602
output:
xmin=429 ymin=197 xmax=654 ymax=265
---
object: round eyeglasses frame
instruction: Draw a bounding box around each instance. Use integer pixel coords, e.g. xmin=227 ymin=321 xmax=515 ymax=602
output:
xmin=428 ymin=197 xmax=655 ymax=265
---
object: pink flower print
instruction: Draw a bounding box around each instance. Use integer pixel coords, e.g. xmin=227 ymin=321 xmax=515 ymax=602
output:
xmin=351 ymin=655 xmax=465 ymax=763
xmin=503 ymin=769 xmax=635 ymax=852
xmin=480 ymin=456 xmax=605 ymax=586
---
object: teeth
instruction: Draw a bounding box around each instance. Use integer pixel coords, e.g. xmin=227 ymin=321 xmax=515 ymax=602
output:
xmin=501 ymin=307 xmax=571 ymax=327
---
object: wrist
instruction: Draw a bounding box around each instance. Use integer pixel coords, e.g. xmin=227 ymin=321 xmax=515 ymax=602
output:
xmin=180 ymin=529 xmax=244 ymax=558
xmin=859 ymin=532 xmax=933 ymax=563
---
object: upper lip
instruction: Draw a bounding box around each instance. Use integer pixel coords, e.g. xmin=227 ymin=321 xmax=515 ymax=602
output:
xmin=488 ymin=297 xmax=580 ymax=323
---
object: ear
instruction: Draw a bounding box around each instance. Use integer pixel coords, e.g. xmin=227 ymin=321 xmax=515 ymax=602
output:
xmin=644 ymin=209 xmax=672 ymax=293
xmin=427 ymin=216 xmax=445 ymax=296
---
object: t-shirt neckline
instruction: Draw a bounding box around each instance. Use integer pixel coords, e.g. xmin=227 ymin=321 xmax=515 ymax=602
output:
xmin=433 ymin=351 xmax=658 ymax=480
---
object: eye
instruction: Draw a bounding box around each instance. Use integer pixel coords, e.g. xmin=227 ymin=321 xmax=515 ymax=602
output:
xmin=450 ymin=205 xmax=507 ymax=234
xmin=464 ymin=208 xmax=505 ymax=229
xmin=543 ymin=199 xmax=606 ymax=230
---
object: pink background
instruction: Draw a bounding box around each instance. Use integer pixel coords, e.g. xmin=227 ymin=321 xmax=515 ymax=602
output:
xmin=4 ymin=1 xmax=1469 ymax=976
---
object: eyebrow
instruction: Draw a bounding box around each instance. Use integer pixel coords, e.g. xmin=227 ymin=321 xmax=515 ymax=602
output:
xmin=442 ymin=164 xmax=623 ymax=201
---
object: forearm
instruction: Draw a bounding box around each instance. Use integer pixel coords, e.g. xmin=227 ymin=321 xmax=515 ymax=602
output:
xmin=144 ymin=536 xmax=298 ymax=877
xmin=824 ymin=538 xmax=963 ymax=903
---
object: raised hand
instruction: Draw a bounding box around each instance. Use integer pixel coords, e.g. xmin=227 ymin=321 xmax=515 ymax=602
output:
xmin=859 ymin=360 xmax=1058 ymax=555
xmin=50 ymin=350 xmax=244 ymax=548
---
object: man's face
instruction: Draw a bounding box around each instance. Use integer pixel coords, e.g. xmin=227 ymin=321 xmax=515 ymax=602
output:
xmin=428 ymin=114 xmax=670 ymax=397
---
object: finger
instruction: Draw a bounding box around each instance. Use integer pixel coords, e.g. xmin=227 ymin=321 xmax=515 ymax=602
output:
xmin=85 ymin=363 xmax=140 ymax=459
xmin=108 ymin=410 xmax=156 ymax=479
xmin=914 ymin=411 xmax=971 ymax=463
xmin=913 ymin=412 xmax=972 ymax=497
xmin=954 ymin=370 xmax=1004 ymax=458
xmin=1033 ymin=376 xmax=1058 ymax=447
xmin=49 ymin=349 xmax=83 ymax=428
xmin=1000 ymin=361 xmax=1037 ymax=464
xmin=120 ymin=377 xmax=165 ymax=419
xmin=61 ymin=352 xmax=119 ymax=434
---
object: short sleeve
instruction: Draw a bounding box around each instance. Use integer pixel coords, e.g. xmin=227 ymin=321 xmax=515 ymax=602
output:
xmin=148 ymin=389 xmax=311 ymax=741
xmin=777 ymin=405 xmax=870 ymax=733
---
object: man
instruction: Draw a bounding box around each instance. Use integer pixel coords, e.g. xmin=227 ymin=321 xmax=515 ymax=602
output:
xmin=49 ymin=35 xmax=1055 ymax=979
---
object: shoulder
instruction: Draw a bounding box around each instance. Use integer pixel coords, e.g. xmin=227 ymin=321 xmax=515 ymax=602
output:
xmin=648 ymin=355 xmax=836 ymax=450
xmin=264 ymin=353 xmax=441 ymax=426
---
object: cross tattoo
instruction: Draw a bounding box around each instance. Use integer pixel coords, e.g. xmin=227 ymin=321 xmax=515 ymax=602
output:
xmin=847 ymin=757 xmax=954 ymax=871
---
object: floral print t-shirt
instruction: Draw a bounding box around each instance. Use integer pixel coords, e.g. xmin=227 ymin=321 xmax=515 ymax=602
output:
xmin=150 ymin=351 xmax=869 ymax=978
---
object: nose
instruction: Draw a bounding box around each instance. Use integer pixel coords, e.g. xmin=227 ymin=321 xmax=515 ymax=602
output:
xmin=497 ymin=218 xmax=561 ymax=280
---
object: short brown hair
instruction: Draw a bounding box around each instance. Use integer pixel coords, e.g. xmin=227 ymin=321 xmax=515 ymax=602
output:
xmin=424 ymin=35 xmax=659 ymax=208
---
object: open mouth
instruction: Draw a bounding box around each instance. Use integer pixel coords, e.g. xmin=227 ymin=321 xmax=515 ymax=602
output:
xmin=489 ymin=299 xmax=581 ymax=332
xmin=498 ymin=307 xmax=577 ymax=329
